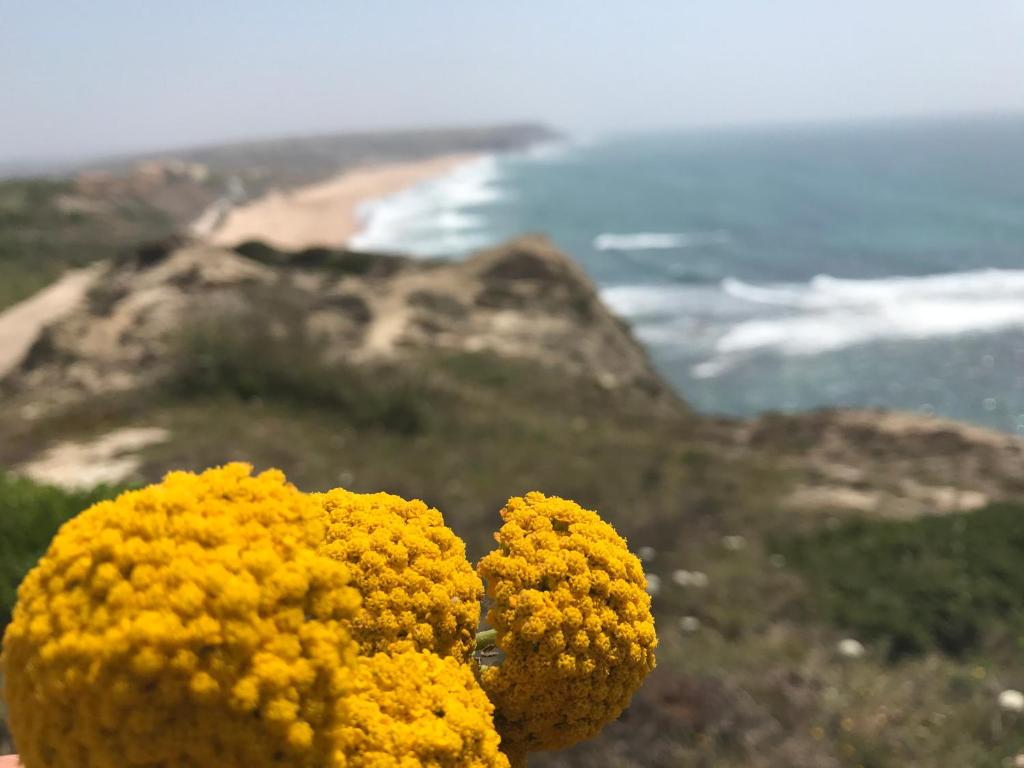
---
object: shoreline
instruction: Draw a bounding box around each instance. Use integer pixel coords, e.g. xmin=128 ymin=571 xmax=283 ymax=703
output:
xmin=204 ymin=153 xmax=482 ymax=251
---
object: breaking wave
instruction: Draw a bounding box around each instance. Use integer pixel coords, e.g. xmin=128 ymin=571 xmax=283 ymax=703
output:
xmin=603 ymin=268 xmax=1024 ymax=378
xmin=348 ymin=155 xmax=506 ymax=256
xmin=593 ymin=231 xmax=731 ymax=252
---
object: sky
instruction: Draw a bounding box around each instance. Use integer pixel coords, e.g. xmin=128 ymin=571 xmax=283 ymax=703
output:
xmin=3 ymin=1 xmax=1024 ymax=162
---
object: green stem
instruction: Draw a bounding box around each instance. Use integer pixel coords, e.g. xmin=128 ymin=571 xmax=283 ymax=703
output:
xmin=475 ymin=629 xmax=498 ymax=651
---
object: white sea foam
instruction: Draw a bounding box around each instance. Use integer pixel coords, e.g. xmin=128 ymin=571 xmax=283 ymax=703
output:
xmin=593 ymin=231 xmax=730 ymax=252
xmin=521 ymin=140 xmax=574 ymax=162
xmin=722 ymin=269 xmax=1024 ymax=309
xmin=348 ymin=155 xmax=505 ymax=256
xmin=603 ymin=268 xmax=1024 ymax=378
xmin=602 ymin=283 xmax=746 ymax=319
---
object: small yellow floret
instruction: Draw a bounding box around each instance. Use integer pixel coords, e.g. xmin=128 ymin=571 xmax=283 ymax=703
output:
xmin=477 ymin=492 xmax=657 ymax=756
xmin=316 ymin=488 xmax=483 ymax=659
xmin=337 ymin=649 xmax=510 ymax=767
xmin=1 ymin=463 xmax=361 ymax=768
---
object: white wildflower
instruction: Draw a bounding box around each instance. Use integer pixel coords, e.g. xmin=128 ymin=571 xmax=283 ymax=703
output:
xmin=679 ymin=616 xmax=701 ymax=633
xmin=999 ymin=689 xmax=1024 ymax=713
xmin=672 ymin=569 xmax=692 ymax=586
xmin=722 ymin=535 xmax=746 ymax=551
xmin=638 ymin=546 xmax=656 ymax=562
xmin=645 ymin=573 xmax=661 ymax=596
xmin=671 ymin=569 xmax=708 ymax=588
xmin=837 ymin=638 xmax=865 ymax=659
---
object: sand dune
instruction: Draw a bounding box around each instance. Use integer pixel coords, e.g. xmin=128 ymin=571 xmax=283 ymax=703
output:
xmin=207 ymin=153 xmax=479 ymax=250
xmin=0 ymin=265 xmax=101 ymax=380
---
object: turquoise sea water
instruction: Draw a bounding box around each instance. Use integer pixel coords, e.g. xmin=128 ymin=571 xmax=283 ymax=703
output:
xmin=350 ymin=116 xmax=1024 ymax=433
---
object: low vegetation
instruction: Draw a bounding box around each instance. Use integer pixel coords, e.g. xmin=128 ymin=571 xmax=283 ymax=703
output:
xmin=167 ymin=304 xmax=428 ymax=435
xmin=0 ymin=473 xmax=119 ymax=629
xmin=8 ymin=443 xmax=1024 ymax=764
xmin=233 ymin=240 xmax=398 ymax=276
xmin=781 ymin=504 xmax=1024 ymax=660
xmin=0 ymin=178 xmax=173 ymax=309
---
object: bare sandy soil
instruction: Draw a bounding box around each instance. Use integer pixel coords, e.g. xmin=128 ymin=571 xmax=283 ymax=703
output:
xmin=0 ymin=265 xmax=102 ymax=380
xmin=207 ymin=153 xmax=480 ymax=250
xmin=17 ymin=426 xmax=169 ymax=489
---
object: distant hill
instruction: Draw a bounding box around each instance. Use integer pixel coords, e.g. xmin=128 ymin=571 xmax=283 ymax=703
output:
xmin=85 ymin=122 xmax=559 ymax=198
xmin=0 ymin=123 xmax=558 ymax=310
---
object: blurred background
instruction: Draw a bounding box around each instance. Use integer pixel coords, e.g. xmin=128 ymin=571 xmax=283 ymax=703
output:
xmin=4 ymin=2 xmax=1024 ymax=765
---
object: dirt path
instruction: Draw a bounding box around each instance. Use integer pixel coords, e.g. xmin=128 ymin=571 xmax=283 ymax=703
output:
xmin=0 ymin=265 xmax=102 ymax=380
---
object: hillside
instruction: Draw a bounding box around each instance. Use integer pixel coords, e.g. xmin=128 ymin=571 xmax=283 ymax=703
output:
xmin=87 ymin=123 xmax=557 ymax=199
xmin=3 ymin=235 xmax=665 ymax=409
xmin=4 ymin=236 xmax=1024 ymax=764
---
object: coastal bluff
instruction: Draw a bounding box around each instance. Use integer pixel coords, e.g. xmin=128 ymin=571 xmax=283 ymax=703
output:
xmin=3 ymin=235 xmax=1023 ymax=521
xmin=2 ymin=235 xmax=670 ymax=406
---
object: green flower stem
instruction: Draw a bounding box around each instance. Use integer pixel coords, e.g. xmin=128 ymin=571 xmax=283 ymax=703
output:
xmin=475 ymin=629 xmax=498 ymax=650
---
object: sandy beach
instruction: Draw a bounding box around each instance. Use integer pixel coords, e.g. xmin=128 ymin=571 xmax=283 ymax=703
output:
xmin=207 ymin=153 xmax=480 ymax=250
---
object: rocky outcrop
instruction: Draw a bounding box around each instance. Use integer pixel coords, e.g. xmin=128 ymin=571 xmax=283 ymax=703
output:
xmin=739 ymin=408 xmax=1024 ymax=517
xmin=2 ymin=235 xmax=670 ymax=405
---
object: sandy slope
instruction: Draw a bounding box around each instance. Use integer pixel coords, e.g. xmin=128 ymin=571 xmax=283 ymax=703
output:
xmin=17 ymin=426 xmax=169 ymax=489
xmin=0 ymin=265 xmax=102 ymax=380
xmin=207 ymin=153 xmax=480 ymax=250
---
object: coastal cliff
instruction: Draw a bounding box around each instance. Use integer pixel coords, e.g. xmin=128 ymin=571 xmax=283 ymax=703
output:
xmin=3 ymin=235 xmax=668 ymax=406
xmin=4 ymin=233 xmax=1022 ymax=529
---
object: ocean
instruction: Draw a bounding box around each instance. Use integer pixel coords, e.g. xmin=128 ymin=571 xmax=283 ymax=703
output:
xmin=349 ymin=115 xmax=1024 ymax=434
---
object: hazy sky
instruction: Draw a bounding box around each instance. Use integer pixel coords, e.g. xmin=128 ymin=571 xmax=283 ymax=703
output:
xmin=3 ymin=1 xmax=1024 ymax=162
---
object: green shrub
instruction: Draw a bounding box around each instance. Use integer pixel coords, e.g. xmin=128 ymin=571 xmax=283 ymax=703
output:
xmin=0 ymin=673 xmax=9 ymax=754
xmin=233 ymin=240 xmax=400 ymax=276
xmin=0 ymin=473 xmax=119 ymax=630
xmin=232 ymin=239 xmax=285 ymax=264
xmin=780 ymin=503 xmax=1024 ymax=659
xmin=0 ymin=177 xmax=175 ymax=310
xmin=165 ymin=300 xmax=427 ymax=435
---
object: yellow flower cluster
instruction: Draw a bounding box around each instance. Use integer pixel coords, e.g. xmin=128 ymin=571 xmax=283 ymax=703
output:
xmin=316 ymin=489 xmax=482 ymax=660
xmin=2 ymin=466 xmax=656 ymax=766
xmin=477 ymin=492 xmax=657 ymax=756
xmin=339 ymin=650 xmax=509 ymax=767
xmin=2 ymin=464 xmax=362 ymax=768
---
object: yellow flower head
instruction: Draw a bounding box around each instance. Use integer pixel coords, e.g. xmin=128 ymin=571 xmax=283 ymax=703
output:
xmin=338 ymin=649 xmax=510 ymax=767
xmin=477 ymin=492 xmax=657 ymax=756
xmin=1 ymin=463 xmax=361 ymax=768
xmin=316 ymin=488 xmax=483 ymax=660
